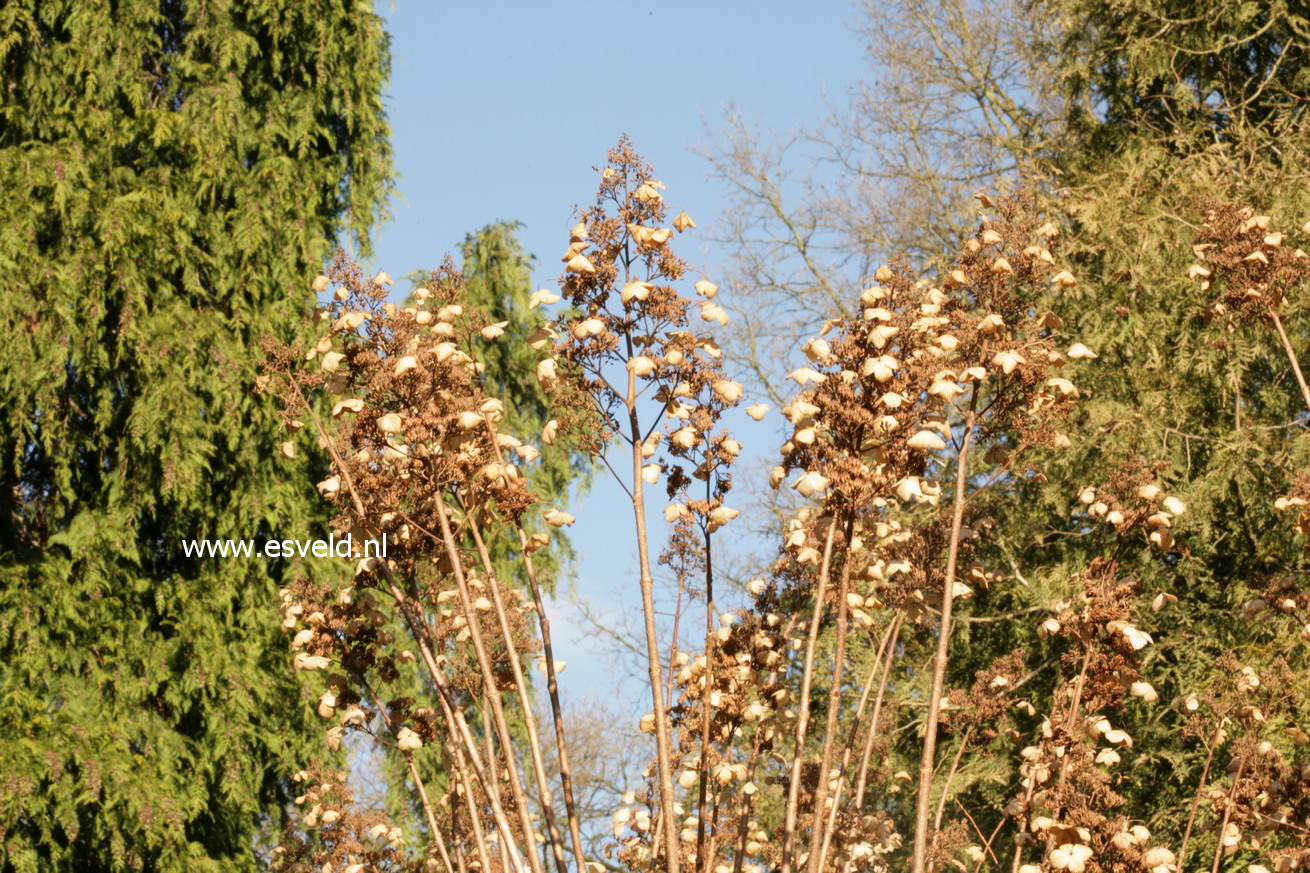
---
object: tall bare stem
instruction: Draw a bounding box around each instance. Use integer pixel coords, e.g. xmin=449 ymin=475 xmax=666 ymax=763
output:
xmin=912 ymin=412 xmax=976 ymax=873
xmin=1270 ymin=310 xmax=1310 ymax=413
xmin=805 ymin=517 xmax=855 ymax=873
xmin=627 ymin=364 xmax=683 ymax=873
xmin=781 ymin=520 xmax=840 ymax=873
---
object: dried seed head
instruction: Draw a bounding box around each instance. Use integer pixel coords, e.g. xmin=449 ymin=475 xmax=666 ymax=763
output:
xmin=543 ymin=507 xmax=575 ymax=528
xmin=907 ymin=430 xmax=948 ymax=452
xmin=664 ymin=503 xmax=689 ymax=522
xmin=993 ymin=349 xmax=1025 ymax=375
xmin=712 ymin=380 xmax=744 ymax=404
xmin=694 ymin=279 xmax=718 ymax=298
xmin=530 ymin=288 xmax=560 ymax=308
xmin=1066 ymin=342 xmax=1096 ymax=360
xmin=396 ymin=727 xmax=422 ymax=752
xmin=1131 ymin=681 xmax=1158 ymax=703
xmin=621 ymin=280 xmax=652 ymax=304
xmin=794 ymin=471 xmax=829 ymax=498
xmin=566 ymin=253 xmax=596 ymax=274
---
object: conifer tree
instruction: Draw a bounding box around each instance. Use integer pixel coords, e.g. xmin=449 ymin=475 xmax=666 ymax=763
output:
xmin=0 ymin=2 xmax=392 ymax=869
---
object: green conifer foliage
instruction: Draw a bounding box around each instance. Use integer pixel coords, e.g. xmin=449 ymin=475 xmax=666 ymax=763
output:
xmin=0 ymin=2 xmax=392 ymax=869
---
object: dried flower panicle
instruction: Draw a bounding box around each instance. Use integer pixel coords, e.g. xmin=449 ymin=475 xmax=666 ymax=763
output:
xmin=1002 ymin=559 xmax=1174 ymax=873
xmin=1187 ymin=202 xmax=1310 ymax=324
xmin=759 ymin=195 xmax=1090 ymax=871
xmin=1073 ymin=455 xmax=1188 ymax=553
xmin=1175 ymin=651 xmax=1310 ymax=872
xmin=544 ymin=139 xmax=764 ymax=872
xmin=608 ymin=192 xmax=1103 ymax=873
xmin=271 ymin=765 xmax=417 ymax=873
xmin=552 ymin=136 xmax=746 ymax=522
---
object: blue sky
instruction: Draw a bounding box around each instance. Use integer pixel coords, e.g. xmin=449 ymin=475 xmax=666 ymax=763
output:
xmin=368 ymin=0 xmax=867 ymax=709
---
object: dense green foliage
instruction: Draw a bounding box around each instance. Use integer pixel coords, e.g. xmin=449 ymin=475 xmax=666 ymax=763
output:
xmin=0 ymin=2 xmax=392 ymax=869
xmin=967 ymin=0 xmax=1310 ymax=856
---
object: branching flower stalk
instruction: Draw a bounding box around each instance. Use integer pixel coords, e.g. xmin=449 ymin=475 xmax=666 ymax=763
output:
xmin=1176 ymin=716 xmax=1229 ymax=870
xmin=853 ymin=612 xmax=905 ymax=810
xmin=820 ymin=610 xmax=903 ymax=873
xmin=735 ymin=193 xmax=1085 ymax=873
xmin=911 ymin=399 xmax=977 ymax=873
xmin=554 ymin=138 xmax=746 ymax=873
xmin=478 ymin=415 xmax=592 ymax=868
xmin=780 ymin=519 xmax=843 ymax=873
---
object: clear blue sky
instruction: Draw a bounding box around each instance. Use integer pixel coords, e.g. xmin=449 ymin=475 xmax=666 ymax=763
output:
xmin=369 ymin=0 xmax=866 ymax=708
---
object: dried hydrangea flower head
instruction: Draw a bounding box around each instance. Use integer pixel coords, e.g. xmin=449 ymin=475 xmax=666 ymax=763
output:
xmin=1188 ymin=200 xmax=1310 ymax=414
xmin=1274 ymin=472 xmax=1310 ymax=552
xmin=255 ymin=151 xmax=1310 ymax=873
xmin=748 ymin=193 xmax=1093 ymax=872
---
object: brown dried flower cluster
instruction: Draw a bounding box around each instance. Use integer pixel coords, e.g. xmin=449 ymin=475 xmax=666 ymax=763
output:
xmin=263 ymin=251 xmax=595 ymax=873
xmin=272 ymin=765 xmax=414 ymax=873
xmin=1189 ymin=200 xmax=1310 ymax=415
xmin=1275 ymin=473 xmax=1310 ymax=552
xmin=1188 ymin=202 xmax=1310 ymax=324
